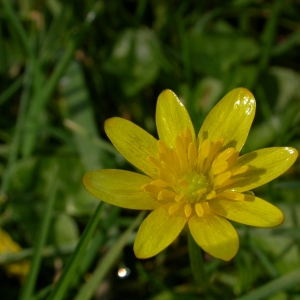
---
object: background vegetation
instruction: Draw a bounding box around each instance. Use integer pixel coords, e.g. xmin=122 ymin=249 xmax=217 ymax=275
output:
xmin=0 ymin=0 xmax=300 ymax=299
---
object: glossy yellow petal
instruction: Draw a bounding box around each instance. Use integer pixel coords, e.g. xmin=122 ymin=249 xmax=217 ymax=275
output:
xmin=209 ymin=195 xmax=284 ymax=227
xmin=188 ymin=214 xmax=238 ymax=261
xmin=134 ymin=205 xmax=187 ymax=258
xmin=156 ymin=90 xmax=195 ymax=149
xmin=105 ymin=117 xmax=159 ymax=177
xmin=83 ymin=170 xmax=160 ymax=210
xmin=230 ymin=147 xmax=298 ymax=192
xmin=198 ymin=88 xmax=255 ymax=151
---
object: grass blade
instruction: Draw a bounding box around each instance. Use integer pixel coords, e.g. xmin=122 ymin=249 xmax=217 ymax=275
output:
xmin=19 ymin=166 xmax=59 ymax=300
xmin=74 ymin=211 xmax=145 ymax=300
xmin=0 ymin=67 xmax=31 ymax=198
xmin=46 ymin=202 xmax=104 ymax=300
xmin=235 ymin=268 xmax=300 ymax=300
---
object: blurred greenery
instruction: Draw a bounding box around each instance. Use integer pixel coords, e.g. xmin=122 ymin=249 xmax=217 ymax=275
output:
xmin=0 ymin=0 xmax=300 ymax=299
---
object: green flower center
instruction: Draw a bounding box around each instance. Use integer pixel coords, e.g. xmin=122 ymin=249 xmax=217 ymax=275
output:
xmin=177 ymin=172 xmax=208 ymax=204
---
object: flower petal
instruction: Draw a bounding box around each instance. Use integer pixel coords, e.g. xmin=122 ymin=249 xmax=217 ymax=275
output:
xmin=230 ymin=147 xmax=298 ymax=192
xmin=188 ymin=213 xmax=238 ymax=261
xmin=134 ymin=205 xmax=187 ymax=258
xmin=198 ymin=88 xmax=255 ymax=151
xmin=209 ymin=195 xmax=284 ymax=227
xmin=83 ymin=169 xmax=160 ymax=210
xmin=105 ymin=117 xmax=158 ymax=177
xmin=156 ymin=90 xmax=195 ymax=149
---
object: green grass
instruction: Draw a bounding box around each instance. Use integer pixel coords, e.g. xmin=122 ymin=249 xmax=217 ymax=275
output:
xmin=0 ymin=0 xmax=300 ymax=299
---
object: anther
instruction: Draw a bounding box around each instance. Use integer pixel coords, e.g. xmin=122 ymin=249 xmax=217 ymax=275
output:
xmin=188 ymin=142 xmax=197 ymax=167
xmin=195 ymin=203 xmax=204 ymax=217
xmin=158 ymin=140 xmax=169 ymax=154
xmin=231 ymin=165 xmax=249 ymax=176
xmin=171 ymin=149 xmax=182 ymax=175
xmin=178 ymin=179 xmax=189 ymax=186
xmin=216 ymin=178 xmax=235 ymax=190
xmin=227 ymin=151 xmax=239 ymax=168
xmin=196 ymin=139 xmax=211 ymax=172
xmin=185 ymin=128 xmax=193 ymax=146
xmin=206 ymin=191 xmax=216 ymax=200
xmin=213 ymin=171 xmax=232 ymax=189
xmin=196 ymin=188 xmax=207 ymax=201
xmin=150 ymin=180 xmax=172 ymax=188
xmin=158 ymin=190 xmax=177 ymax=200
xmin=184 ymin=203 xmax=192 ymax=218
xmin=175 ymin=193 xmax=185 ymax=202
xmin=142 ymin=184 xmax=162 ymax=194
xmin=217 ymin=147 xmax=235 ymax=161
xmin=175 ymin=135 xmax=188 ymax=172
xmin=159 ymin=169 xmax=174 ymax=184
xmin=211 ymin=161 xmax=229 ymax=175
xmin=203 ymin=138 xmax=224 ymax=173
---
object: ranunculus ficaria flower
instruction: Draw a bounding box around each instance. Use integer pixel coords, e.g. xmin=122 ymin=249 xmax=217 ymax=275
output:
xmin=83 ymin=88 xmax=298 ymax=261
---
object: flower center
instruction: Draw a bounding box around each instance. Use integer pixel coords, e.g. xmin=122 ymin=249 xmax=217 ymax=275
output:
xmin=177 ymin=172 xmax=208 ymax=203
xmin=142 ymin=128 xmax=249 ymax=218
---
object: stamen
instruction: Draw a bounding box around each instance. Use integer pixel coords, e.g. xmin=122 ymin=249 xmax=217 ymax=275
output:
xmin=178 ymin=179 xmax=189 ymax=186
xmin=196 ymin=139 xmax=211 ymax=172
xmin=231 ymin=165 xmax=249 ymax=176
xmin=195 ymin=203 xmax=204 ymax=217
xmin=142 ymin=184 xmax=162 ymax=194
xmin=196 ymin=188 xmax=207 ymax=201
xmin=171 ymin=149 xmax=182 ymax=175
xmin=175 ymin=135 xmax=188 ymax=172
xmin=158 ymin=140 xmax=176 ymax=169
xmin=159 ymin=154 xmax=173 ymax=169
xmin=206 ymin=191 xmax=216 ymax=200
xmin=184 ymin=203 xmax=192 ymax=218
xmin=188 ymin=142 xmax=197 ymax=167
xmin=175 ymin=193 xmax=185 ymax=202
xmin=203 ymin=138 xmax=224 ymax=173
xmin=158 ymin=190 xmax=177 ymax=200
xmin=213 ymin=171 xmax=232 ymax=189
xmin=217 ymin=191 xmax=245 ymax=201
xmin=227 ymin=151 xmax=239 ymax=168
xmin=169 ymin=202 xmax=182 ymax=215
xmin=200 ymin=139 xmax=212 ymax=159
xmin=216 ymin=178 xmax=235 ymax=190
xmin=144 ymin=130 xmax=248 ymax=219
xmin=185 ymin=128 xmax=193 ymax=146
xmin=159 ymin=169 xmax=174 ymax=184
xmin=150 ymin=180 xmax=172 ymax=188
xmin=217 ymin=147 xmax=235 ymax=161
xmin=211 ymin=161 xmax=229 ymax=175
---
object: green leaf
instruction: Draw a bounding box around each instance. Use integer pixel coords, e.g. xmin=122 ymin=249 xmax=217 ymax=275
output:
xmin=188 ymin=33 xmax=260 ymax=78
xmin=60 ymin=61 xmax=106 ymax=171
xmin=54 ymin=213 xmax=79 ymax=245
xmin=104 ymin=28 xmax=161 ymax=96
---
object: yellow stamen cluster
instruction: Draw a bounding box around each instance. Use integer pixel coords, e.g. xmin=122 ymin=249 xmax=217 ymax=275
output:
xmin=142 ymin=129 xmax=249 ymax=218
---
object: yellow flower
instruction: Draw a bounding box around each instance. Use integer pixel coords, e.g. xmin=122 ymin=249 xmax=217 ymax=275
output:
xmin=83 ymin=88 xmax=298 ymax=261
xmin=0 ymin=228 xmax=30 ymax=282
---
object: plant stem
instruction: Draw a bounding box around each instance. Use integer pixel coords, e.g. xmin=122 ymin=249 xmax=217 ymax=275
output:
xmin=188 ymin=231 xmax=208 ymax=292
